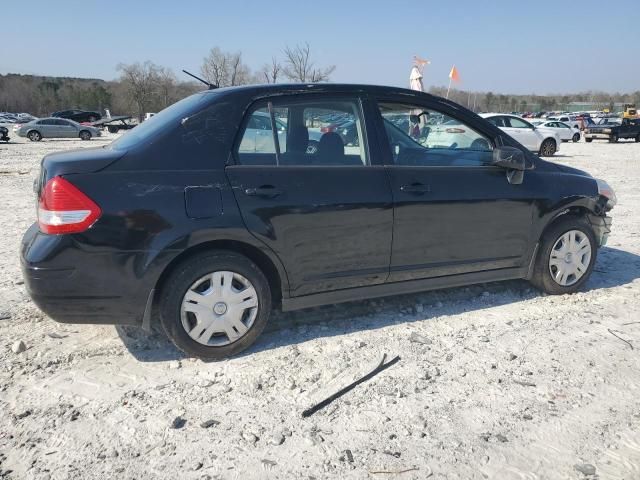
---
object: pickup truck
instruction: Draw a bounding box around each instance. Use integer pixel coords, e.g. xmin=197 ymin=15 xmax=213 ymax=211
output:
xmin=584 ymin=118 xmax=640 ymax=143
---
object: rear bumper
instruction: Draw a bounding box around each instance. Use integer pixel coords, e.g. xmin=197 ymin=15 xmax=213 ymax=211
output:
xmin=21 ymin=223 xmax=145 ymax=326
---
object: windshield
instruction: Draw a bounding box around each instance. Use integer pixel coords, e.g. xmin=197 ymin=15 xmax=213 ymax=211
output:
xmin=109 ymin=92 xmax=210 ymax=150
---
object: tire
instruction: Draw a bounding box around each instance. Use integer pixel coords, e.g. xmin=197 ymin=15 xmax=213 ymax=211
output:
xmin=585 ymin=138 xmax=593 ymax=143
xmin=635 ymin=134 xmax=640 ymax=143
xmin=572 ymin=133 xmax=580 ymax=143
xmin=539 ymin=138 xmax=556 ymax=156
xmin=159 ymin=251 xmax=272 ymax=359
xmin=27 ymin=130 xmax=42 ymax=142
xmin=530 ymin=216 xmax=597 ymax=295
xmin=107 ymin=126 xmax=119 ymax=134
xmin=79 ymin=130 xmax=92 ymax=141
xmin=609 ymin=133 xmax=618 ymax=143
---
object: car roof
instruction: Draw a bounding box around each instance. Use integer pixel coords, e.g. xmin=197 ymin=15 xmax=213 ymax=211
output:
xmin=479 ymin=113 xmax=522 ymax=119
xmin=203 ymin=83 xmax=447 ymax=103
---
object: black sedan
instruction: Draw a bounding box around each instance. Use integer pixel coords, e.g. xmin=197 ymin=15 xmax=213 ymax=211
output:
xmin=22 ymin=84 xmax=615 ymax=359
xmin=51 ymin=109 xmax=102 ymax=123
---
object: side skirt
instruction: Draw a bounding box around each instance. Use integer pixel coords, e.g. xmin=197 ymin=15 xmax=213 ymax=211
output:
xmin=282 ymin=267 xmax=528 ymax=312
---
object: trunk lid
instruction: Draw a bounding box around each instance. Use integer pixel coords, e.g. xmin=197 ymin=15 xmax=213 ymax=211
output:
xmin=36 ymin=146 xmax=125 ymax=196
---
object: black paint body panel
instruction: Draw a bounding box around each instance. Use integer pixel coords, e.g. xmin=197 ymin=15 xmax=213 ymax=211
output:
xmin=20 ymin=84 xmax=607 ymax=326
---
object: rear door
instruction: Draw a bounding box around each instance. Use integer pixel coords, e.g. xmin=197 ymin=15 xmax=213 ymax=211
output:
xmin=373 ymin=98 xmax=537 ymax=282
xmin=226 ymin=94 xmax=394 ymax=297
xmin=38 ymin=119 xmax=57 ymax=137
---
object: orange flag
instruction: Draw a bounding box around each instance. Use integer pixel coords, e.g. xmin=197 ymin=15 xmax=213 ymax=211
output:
xmin=449 ymin=65 xmax=460 ymax=82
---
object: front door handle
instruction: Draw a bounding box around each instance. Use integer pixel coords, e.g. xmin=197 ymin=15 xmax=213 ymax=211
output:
xmin=244 ymin=185 xmax=283 ymax=197
xmin=400 ymin=183 xmax=431 ymax=194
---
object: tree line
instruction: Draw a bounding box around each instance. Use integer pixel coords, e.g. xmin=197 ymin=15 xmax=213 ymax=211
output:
xmin=1 ymin=43 xmax=639 ymax=119
xmin=0 ymin=43 xmax=336 ymax=120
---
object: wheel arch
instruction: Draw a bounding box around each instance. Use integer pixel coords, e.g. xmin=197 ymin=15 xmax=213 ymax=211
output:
xmin=527 ymin=200 xmax=600 ymax=279
xmin=152 ymin=239 xmax=287 ymax=311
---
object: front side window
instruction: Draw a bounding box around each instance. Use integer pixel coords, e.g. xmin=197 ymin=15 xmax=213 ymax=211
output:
xmin=377 ymin=102 xmax=493 ymax=167
xmin=235 ymin=97 xmax=367 ymax=166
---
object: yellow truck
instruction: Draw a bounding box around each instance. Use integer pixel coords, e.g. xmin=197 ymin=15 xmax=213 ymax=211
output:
xmin=623 ymin=104 xmax=638 ymax=119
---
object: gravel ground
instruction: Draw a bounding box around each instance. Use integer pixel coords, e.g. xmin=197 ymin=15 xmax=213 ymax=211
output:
xmin=1 ymin=133 xmax=639 ymax=480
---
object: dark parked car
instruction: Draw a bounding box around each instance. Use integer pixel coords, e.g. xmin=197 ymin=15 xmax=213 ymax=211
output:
xmin=21 ymin=84 xmax=616 ymax=359
xmin=0 ymin=126 xmax=9 ymax=142
xmin=51 ymin=109 xmax=102 ymax=123
xmin=584 ymin=118 xmax=640 ymax=143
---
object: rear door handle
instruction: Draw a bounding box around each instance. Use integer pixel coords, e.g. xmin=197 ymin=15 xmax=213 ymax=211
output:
xmin=400 ymin=183 xmax=431 ymax=194
xmin=244 ymin=185 xmax=283 ymax=197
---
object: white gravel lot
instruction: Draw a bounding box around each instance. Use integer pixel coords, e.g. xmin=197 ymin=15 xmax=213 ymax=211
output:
xmin=1 ymin=133 xmax=639 ymax=480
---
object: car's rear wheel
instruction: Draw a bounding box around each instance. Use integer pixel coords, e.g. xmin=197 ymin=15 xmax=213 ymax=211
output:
xmin=539 ymin=138 xmax=556 ymax=156
xmin=572 ymin=133 xmax=580 ymax=142
xmin=160 ymin=251 xmax=272 ymax=359
xmin=609 ymin=133 xmax=618 ymax=143
xmin=530 ymin=216 xmax=597 ymax=295
xmin=27 ymin=130 xmax=42 ymax=142
xmin=79 ymin=130 xmax=92 ymax=141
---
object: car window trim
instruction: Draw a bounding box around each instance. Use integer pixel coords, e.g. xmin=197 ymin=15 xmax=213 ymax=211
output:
xmin=229 ymin=93 xmax=372 ymax=167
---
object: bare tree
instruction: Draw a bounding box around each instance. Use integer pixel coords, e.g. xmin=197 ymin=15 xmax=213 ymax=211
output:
xmin=117 ymin=61 xmax=162 ymax=120
xmin=259 ymin=57 xmax=282 ymax=83
xmin=201 ymin=47 xmax=251 ymax=87
xmin=282 ymin=43 xmax=335 ymax=83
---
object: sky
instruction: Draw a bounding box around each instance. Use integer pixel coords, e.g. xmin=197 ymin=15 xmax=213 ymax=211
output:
xmin=2 ymin=0 xmax=639 ymax=94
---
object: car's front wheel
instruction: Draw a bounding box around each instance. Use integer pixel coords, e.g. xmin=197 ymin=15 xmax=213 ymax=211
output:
xmin=27 ymin=130 xmax=42 ymax=142
xmin=79 ymin=130 xmax=92 ymax=141
xmin=160 ymin=251 xmax=272 ymax=359
xmin=609 ymin=133 xmax=618 ymax=143
xmin=530 ymin=216 xmax=597 ymax=295
xmin=572 ymin=133 xmax=580 ymax=142
xmin=539 ymin=138 xmax=556 ymax=156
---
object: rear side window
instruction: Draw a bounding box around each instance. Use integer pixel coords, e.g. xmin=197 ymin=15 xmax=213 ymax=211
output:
xmin=235 ymin=97 xmax=368 ymax=166
xmin=506 ymin=117 xmax=532 ymax=129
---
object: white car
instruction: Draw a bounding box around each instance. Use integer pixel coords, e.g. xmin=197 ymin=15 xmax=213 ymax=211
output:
xmin=547 ymin=114 xmax=581 ymax=130
xmin=532 ymin=120 xmax=581 ymax=142
xmin=480 ymin=114 xmax=561 ymax=156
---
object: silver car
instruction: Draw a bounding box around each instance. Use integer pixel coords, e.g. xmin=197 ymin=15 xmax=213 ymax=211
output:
xmin=15 ymin=117 xmax=101 ymax=142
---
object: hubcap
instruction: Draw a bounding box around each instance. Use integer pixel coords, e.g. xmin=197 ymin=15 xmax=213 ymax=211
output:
xmin=180 ymin=271 xmax=258 ymax=346
xmin=549 ymin=230 xmax=592 ymax=286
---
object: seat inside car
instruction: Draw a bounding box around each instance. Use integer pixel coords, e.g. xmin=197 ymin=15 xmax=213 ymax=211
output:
xmin=281 ymin=126 xmax=310 ymax=165
xmin=317 ymin=131 xmax=364 ymax=165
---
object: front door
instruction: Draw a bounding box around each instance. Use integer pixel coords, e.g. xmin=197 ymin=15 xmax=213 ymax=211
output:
xmin=56 ymin=119 xmax=76 ymax=138
xmin=227 ymin=95 xmax=393 ymax=297
xmin=374 ymin=99 xmax=537 ymax=282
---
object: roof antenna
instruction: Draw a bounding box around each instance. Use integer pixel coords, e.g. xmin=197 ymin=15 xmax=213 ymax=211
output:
xmin=182 ymin=69 xmax=217 ymax=89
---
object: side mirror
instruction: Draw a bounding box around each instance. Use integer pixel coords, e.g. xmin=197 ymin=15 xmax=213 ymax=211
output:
xmin=492 ymin=146 xmax=526 ymax=184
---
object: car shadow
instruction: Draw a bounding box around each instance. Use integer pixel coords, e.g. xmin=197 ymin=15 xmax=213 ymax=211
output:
xmin=116 ymin=246 xmax=640 ymax=362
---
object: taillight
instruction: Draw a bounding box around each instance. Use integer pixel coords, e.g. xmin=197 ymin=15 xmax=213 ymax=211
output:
xmin=38 ymin=176 xmax=101 ymax=234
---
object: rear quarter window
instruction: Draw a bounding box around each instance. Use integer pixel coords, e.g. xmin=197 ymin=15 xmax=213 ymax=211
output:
xmin=110 ymin=92 xmax=245 ymax=170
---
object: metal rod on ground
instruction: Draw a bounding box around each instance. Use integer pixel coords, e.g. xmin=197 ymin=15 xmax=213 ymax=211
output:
xmin=301 ymin=354 xmax=401 ymax=418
